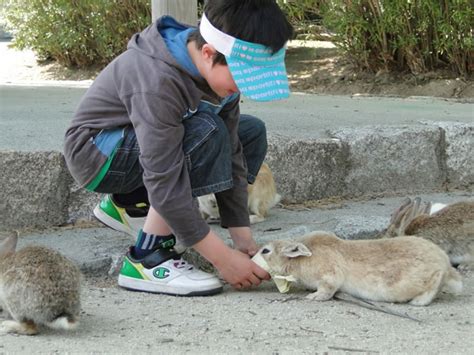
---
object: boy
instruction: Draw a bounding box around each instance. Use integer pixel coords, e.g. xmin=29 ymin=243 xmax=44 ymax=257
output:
xmin=64 ymin=0 xmax=293 ymax=296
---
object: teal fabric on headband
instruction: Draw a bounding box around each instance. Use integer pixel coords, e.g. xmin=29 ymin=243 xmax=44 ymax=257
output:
xmin=226 ymin=39 xmax=289 ymax=102
xmin=199 ymin=12 xmax=290 ymax=102
xmin=231 ymin=41 xmax=286 ymax=64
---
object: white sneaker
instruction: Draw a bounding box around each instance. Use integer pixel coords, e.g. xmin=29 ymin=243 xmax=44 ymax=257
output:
xmin=93 ymin=194 xmax=146 ymax=236
xmin=118 ymin=247 xmax=223 ymax=296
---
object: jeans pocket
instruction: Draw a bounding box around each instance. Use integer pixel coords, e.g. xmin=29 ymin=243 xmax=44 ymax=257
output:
xmin=182 ymin=112 xmax=218 ymax=155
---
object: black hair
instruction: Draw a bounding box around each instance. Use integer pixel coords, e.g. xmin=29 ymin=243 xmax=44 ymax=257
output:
xmin=188 ymin=0 xmax=294 ymax=66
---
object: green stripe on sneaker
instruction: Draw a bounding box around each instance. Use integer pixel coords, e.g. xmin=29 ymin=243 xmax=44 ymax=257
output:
xmin=120 ymin=257 xmax=144 ymax=279
xmin=100 ymin=195 xmax=123 ymax=223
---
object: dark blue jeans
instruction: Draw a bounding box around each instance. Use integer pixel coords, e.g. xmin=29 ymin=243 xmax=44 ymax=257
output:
xmin=94 ymin=113 xmax=267 ymax=200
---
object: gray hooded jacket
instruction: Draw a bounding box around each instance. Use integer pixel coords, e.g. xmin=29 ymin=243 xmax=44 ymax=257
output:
xmin=64 ymin=17 xmax=249 ymax=247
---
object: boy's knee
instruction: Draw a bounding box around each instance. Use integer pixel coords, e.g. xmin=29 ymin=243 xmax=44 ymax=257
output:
xmin=242 ymin=114 xmax=266 ymax=131
xmin=252 ymin=117 xmax=267 ymax=140
xmin=253 ymin=119 xmax=267 ymax=154
xmin=240 ymin=115 xmax=267 ymax=149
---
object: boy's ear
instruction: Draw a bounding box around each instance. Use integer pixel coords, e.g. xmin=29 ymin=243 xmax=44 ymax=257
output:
xmin=201 ymin=44 xmax=217 ymax=61
xmin=281 ymin=243 xmax=312 ymax=258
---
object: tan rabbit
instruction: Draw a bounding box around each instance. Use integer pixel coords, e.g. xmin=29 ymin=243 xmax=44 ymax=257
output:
xmin=0 ymin=232 xmax=82 ymax=335
xmin=198 ymin=162 xmax=281 ymax=224
xmin=383 ymin=198 xmax=474 ymax=267
xmin=256 ymin=231 xmax=462 ymax=306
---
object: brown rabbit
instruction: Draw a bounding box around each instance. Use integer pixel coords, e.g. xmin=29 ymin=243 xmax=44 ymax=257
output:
xmin=256 ymin=231 xmax=462 ymax=306
xmin=0 ymin=232 xmax=82 ymax=335
xmin=383 ymin=198 xmax=474 ymax=267
xmin=198 ymin=162 xmax=281 ymax=224
xmin=246 ymin=162 xmax=281 ymax=224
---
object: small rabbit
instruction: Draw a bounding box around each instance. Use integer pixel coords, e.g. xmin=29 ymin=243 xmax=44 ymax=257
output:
xmin=0 ymin=232 xmax=82 ymax=335
xmin=198 ymin=162 xmax=281 ymax=224
xmin=256 ymin=231 xmax=462 ymax=306
xmin=198 ymin=194 xmax=220 ymax=223
xmin=383 ymin=198 xmax=474 ymax=267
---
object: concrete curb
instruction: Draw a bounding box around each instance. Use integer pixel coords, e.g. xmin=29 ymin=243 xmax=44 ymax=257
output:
xmin=1 ymin=120 xmax=472 ymax=230
xmin=0 ymin=151 xmax=71 ymax=229
xmin=267 ymin=121 xmax=473 ymax=202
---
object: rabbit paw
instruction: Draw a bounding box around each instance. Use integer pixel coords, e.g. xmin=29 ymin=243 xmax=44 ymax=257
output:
xmin=249 ymin=214 xmax=265 ymax=224
xmin=306 ymin=290 xmax=335 ymax=301
xmin=0 ymin=320 xmax=39 ymax=335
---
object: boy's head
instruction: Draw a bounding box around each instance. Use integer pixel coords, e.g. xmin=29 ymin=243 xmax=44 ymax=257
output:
xmin=189 ymin=0 xmax=294 ymax=101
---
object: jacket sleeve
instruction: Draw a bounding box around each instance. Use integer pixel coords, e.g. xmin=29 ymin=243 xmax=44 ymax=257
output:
xmin=123 ymin=86 xmax=210 ymax=247
xmin=214 ymin=95 xmax=250 ymax=228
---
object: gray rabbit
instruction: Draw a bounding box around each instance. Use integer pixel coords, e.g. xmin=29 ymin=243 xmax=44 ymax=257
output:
xmin=0 ymin=232 xmax=81 ymax=335
xmin=383 ymin=198 xmax=474 ymax=267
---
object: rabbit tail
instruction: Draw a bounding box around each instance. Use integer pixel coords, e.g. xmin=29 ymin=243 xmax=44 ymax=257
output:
xmin=443 ymin=267 xmax=463 ymax=294
xmin=47 ymin=314 xmax=79 ymax=330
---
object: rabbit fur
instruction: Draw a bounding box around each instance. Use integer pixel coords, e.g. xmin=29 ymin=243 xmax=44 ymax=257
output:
xmin=383 ymin=198 xmax=474 ymax=267
xmin=198 ymin=162 xmax=281 ymax=224
xmin=258 ymin=231 xmax=462 ymax=306
xmin=0 ymin=232 xmax=81 ymax=335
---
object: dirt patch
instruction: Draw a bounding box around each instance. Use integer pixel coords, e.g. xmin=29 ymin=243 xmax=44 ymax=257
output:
xmin=286 ymin=40 xmax=473 ymax=100
xmin=0 ymin=40 xmax=97 ymax=84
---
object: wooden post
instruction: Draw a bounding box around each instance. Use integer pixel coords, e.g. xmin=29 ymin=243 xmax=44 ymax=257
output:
xmin=151 ymin=0 xmax=198 ymax=25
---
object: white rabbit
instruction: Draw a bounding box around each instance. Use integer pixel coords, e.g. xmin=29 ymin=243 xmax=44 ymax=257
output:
xmin=197 ymin=193 xmax=220 ymax=223
xmin=0 ymin=232 xmax=82 ymax=335
xmin=256 ymin=231 xmax=462 ymax=306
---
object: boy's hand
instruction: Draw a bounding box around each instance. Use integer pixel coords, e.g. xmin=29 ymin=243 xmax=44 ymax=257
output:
xmin=193 ymin=230 xmax=270 ymax=289
xmin=228 ymin=226 xmax=259 ymax=256
xmin=214 ymin=248 xmax=270 ymax=288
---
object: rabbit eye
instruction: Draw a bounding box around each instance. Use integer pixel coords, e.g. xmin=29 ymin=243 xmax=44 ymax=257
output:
xmin=261 ymin=248 xmax=271 ymax=254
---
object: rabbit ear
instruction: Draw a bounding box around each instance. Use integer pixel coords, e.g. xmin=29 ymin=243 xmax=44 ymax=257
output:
xmin=389 ymin=197 xmax=412 ymax=225
xmin=385 ymin=197 xmax=434 ymax=237
xmin=281 ymin=243 xmax=312 ymax=258
xmin=384 ymin=197 xmax=413 ymax=237
xmin=424 ymin=201 xmax=432 ymax=215
xmin=0 ymin=231 xmax=18 ymax=256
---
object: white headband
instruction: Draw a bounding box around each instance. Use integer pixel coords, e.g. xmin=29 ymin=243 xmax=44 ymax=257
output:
xmin=199 ymin=13 xmax=235 ymax=56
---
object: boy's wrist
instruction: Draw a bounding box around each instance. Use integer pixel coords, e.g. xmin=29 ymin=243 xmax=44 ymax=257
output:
xmin=228 ymin=226 xmax=259 ymax=256
xmin=192 ymin=231 xmax=231 ymax=268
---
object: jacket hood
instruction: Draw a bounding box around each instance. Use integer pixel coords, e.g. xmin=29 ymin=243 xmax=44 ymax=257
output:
xmin=127 ymin=16 xmax=191 ymax=66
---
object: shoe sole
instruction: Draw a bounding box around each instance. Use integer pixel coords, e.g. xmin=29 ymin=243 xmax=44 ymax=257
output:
xmin=118 ymin=274 xmax=223 ymax=297
xmin=93 ymin=204 xmax=135 ymax=236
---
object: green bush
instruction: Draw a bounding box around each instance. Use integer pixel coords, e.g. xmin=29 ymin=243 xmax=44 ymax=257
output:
xmin=277 ymin=0 xmax=323 ymax=21
xmin=276 ymin=0 xmax=326 ymax=40
xmin=322 ymin=0 xmax=473 ymax=76
xmin=3 ymin=0 xmax=151 ymax=67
